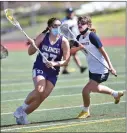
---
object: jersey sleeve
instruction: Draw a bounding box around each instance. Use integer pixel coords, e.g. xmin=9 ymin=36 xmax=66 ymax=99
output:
xmin=89 ymin=32 xmax=103 ymax=48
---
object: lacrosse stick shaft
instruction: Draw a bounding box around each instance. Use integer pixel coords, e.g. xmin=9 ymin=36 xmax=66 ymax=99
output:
xmin=4 ymin=9 xmax=55 ymax=70
xmin=21 ymin=30 xmax=56 ymax=70
xmin=78 ymin=41 xmax=117 ymax=77
xmin=59 ymin=24 xmax=117 ymax=76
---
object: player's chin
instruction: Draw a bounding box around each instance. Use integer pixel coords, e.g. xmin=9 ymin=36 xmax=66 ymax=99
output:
xmin=78 ymin=28 xmax=83 ymax=32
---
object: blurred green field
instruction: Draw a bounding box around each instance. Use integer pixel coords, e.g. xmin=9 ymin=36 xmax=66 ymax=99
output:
xmin=1 ymin=10 xmax=126 ymax=42
xmin=92 ymin=10 xmax=126 ymax=37
xmin=1 ymin=46 xmax=126 ymax=132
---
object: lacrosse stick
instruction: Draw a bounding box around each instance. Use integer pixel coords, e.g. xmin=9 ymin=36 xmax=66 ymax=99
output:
xmin=59 ymin=24 xmax=117 ymax=77
xmin=4 ymin=9 xmax=55 ymax=70
xmin=0 ymin=44 xmax=8 ymax=59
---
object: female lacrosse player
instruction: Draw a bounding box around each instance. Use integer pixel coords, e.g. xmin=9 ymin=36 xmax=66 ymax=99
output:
xmin=71 ymin=16 xmax=124 ymax=119
xmin=13 ymin=17 xmax=70 ymax=125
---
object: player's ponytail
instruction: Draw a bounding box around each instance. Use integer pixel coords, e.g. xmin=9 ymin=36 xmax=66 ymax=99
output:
xmin=89 ymin=28 xmax=96 ymax=33
xmin=42 ymin=27 xmax=49 ymax=33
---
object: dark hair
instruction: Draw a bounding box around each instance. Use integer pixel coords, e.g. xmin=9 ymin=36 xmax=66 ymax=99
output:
xmin=42 ymin=27 xmax=49 ymax=33
xmin=78 ymin=16 xmax=96 ymax=33
xmin=42 ymin=17 xmax=60 ymax=33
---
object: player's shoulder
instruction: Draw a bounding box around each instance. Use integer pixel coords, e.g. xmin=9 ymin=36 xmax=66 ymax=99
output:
xmin=89 ymin=31 xmax=95 ymax=36
xmin=36 ymin=32 xmax=47 ymax=43
xmin=62 ymin=36 xmax=69 ymax=43
xmin=38 ymin=32 xmax=45 ymax=37
xmin=61 ymin=36 xmax=70 ymax=48
xmin=40 ymin=32 xmax=48 ymax=38
xmin=89 ymin=31 xmax=99 ymax=40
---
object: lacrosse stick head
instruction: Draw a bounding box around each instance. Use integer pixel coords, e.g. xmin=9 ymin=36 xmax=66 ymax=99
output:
xmin=0 ymin=45 xmax=8 ymax=59
xmin=59 ymin=24 xmax=76 ymax=41
xmin=5 ymin=9 xmax=15 ymax=24
xmin=4 ymin=9 xmax=22 ymax=30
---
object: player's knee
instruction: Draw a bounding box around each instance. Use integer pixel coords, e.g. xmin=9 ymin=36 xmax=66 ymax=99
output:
xmin=82 ymin=87 xmax=90 ymax=94
xmin=36 ymin=85 xmax=45 ymax=93
xmin=96 ymin=87 xmax=102 ymax=92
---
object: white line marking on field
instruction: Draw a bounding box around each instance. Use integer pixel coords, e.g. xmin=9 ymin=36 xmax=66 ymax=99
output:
xmin=1 ymin=81 xmax=125 ymax=93
xmin=1 ymin=89 xmax=126 ymax=103
xmin=1 ymin=117 xmax=125 ymax=132
xmin=1 ymin=101 xmax=125 ymax=115
xmin=1 ymin=66 xmax=125 ymax=76
xmin=1 ymin=72 xmax=125 ymax=82
xmin=1 ymin=74 xmax=125 ymax=86
xmin=1 ymin=93 xmax=81 ymax=102
xmin=1 ymin=77 xmax=87 ymax=84
xmin=1 ymin=65 xmax=125 ymax=72
xmin=1 ymin=77 xmax=89 ymax=86
xmin=31 ymin=117 xmax=125 ymax=132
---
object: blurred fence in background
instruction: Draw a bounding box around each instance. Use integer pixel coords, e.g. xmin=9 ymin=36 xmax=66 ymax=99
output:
xmin=1 ymin=1 xmax=85 ymax=34
xmin=1 ymin=1 xmax=126 ymax=36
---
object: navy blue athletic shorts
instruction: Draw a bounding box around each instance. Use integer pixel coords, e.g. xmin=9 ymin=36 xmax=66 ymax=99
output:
xmin=33 ymin=68 xmax=58 ymax=86
xmin=89 ymin=71 xmax=109 ymax=83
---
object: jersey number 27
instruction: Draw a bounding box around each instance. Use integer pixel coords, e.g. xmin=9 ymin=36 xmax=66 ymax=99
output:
xmin=42 ymin=52 xmax=57 ymax=63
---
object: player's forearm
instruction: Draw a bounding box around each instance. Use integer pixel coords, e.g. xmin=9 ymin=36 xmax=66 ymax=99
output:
xmin=70 ymin=45 xmax=84 ymax=55
xmin=103 ymin=53 xmax=113 ymax=69
xmin=54 ymin=59 xmax=69 ymax=67
xmin=71 ymin=47 xmax=81 ymax=54
xmin=99 ymin=48 xmax=113 ymax=69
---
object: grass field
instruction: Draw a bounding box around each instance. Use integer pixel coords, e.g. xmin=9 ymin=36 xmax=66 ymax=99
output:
xmin=1 ymin=45 xmax=126 ymax=132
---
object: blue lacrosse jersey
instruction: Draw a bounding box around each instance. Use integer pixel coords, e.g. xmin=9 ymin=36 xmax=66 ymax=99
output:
xmin=33 ymin=33 xmax=63 ymax=76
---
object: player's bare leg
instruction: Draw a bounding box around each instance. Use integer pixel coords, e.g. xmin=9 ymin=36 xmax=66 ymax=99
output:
xmin=13 ymin=76 xmax=46 ymax=124
xmin=77 ymin=80 xmax=124 ymax=119
xmin=24 ymin=76 xmax=46 ymax=114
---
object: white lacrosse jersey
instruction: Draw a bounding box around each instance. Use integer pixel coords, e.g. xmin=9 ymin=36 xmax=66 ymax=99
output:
xmin=61 ymin=16 xmax=79 ymax=36
xmin=78 ymin=31 xmax=109 ymax=74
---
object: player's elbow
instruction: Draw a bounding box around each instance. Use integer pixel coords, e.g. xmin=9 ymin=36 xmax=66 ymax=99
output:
xmin=28 ymin=46 xmax=36 ymax=55
xmin=28 ymin=51 xmax=33 ymax=55
xmin=28 ymin=49 xmax=35 ymax=55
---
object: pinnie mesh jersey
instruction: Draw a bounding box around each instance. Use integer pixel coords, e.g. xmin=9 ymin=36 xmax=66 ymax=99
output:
xmin=33 ymin=33 xmax=63 ymax=76
xmin=78 ymin=31 xmax=109 ymax=74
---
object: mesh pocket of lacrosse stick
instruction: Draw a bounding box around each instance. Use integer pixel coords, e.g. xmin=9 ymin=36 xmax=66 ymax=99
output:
xmin=0 ymin=45 xmax=8 ymax=59
xmin=4 ymin=9 xmax=21 ymax=30
xmin=5 ymin=9 xmax=15 ymax=23
xmin=59 ymin=24 xmax=76 ymax=41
